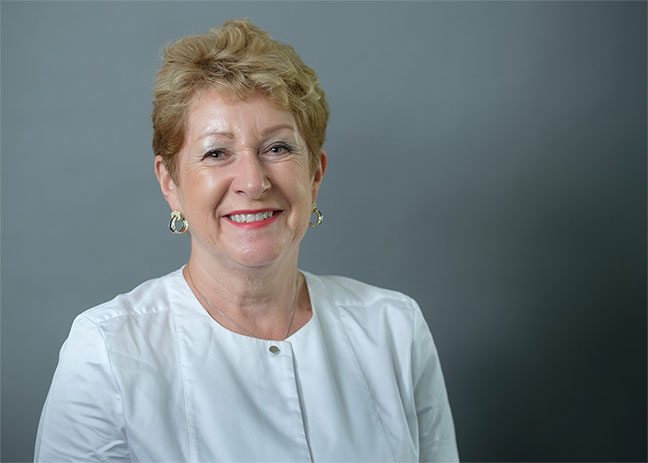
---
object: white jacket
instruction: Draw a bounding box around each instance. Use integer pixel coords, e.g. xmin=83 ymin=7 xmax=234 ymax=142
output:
xmin=35 ymin=268 xmax=459 ymax=462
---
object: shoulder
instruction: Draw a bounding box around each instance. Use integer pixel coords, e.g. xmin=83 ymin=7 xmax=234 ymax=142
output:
xmin=73 ymin=268 xmax=184 ymax=331
xmin=55 ymin=268 xmax=187 ymax=370
xmin=304 ymin=271 xmax=423 ymax=332
xmin=306 ymin=271 xmax=416 ymax=307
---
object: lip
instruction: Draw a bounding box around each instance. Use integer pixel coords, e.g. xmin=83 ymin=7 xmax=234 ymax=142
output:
xmin=223 ymin=209 xmax=282 ymax=229
xmin=226 ymin=208 xmax=280 ymax=216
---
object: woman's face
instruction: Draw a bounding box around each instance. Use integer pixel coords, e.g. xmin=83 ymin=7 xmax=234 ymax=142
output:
xmin=155 ymin=89 xmax=326 ymax=271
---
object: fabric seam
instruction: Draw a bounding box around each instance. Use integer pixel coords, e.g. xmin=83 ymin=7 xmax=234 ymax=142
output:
xmin=410 ymin=299 xmax=422 ymax=458
xmin=331 ymin=303 xmax=397 ymax=461
xmin=79 ymin=306 xmax=171 ymax=326
xmin=169 ymin=289 xmax=197 ymax=462
xmin=86 ymin=317 xmax=133 ymax=460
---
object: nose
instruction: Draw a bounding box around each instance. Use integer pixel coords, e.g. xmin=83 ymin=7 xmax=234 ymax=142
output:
xmin=231 ymin=152 xmax=271 ymax=199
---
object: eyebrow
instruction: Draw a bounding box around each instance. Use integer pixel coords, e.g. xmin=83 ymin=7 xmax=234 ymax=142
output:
xmin=199 ymin=124 xmax=296 ymax=140
xmin=261 ymin=124 xmax=296 ymax=137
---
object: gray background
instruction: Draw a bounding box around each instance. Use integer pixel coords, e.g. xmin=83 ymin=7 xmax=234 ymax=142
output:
xmin=1 ymin=1 xmax=646 ymax=461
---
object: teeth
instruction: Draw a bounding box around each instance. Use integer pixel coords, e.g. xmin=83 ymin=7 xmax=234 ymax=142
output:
xmin=229 ymin=211 xmax=274 ymax=223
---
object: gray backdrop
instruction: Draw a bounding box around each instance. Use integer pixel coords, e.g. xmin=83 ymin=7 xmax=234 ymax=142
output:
xmin=1 ymin=1 xmax=645 ymax=462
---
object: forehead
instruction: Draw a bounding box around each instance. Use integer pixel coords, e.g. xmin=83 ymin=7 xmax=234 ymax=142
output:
xmin=185 ymin=89 xmax=299 ymax=141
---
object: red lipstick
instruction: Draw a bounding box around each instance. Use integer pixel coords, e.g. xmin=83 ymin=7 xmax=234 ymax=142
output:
xmin=224 ymin=209 xmax=281 ymax=229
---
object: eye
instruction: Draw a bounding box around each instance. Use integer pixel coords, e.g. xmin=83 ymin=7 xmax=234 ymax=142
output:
xmin=203 ymin=149 xmax=227 ymax=160
xmin=266 ymin=143 xmax=293 ymax=155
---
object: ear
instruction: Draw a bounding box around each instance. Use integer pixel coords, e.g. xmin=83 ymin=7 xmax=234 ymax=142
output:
xmin=311 ymin=150 xmax=327 ymax=203
xmin=154 ymin=155 xmax=182 ymax=211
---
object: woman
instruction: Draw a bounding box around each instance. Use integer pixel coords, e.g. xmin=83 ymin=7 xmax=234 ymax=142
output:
xmin=35 ymin=19 xmax=458 ymax=462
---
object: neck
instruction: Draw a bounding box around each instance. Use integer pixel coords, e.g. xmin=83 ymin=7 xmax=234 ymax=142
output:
xmin=183 ymin=252 xmax=305 ymax=340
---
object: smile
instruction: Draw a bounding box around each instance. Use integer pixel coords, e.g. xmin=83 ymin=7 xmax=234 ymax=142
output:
xmin=228 ymin=211 xmax=275 ymax=223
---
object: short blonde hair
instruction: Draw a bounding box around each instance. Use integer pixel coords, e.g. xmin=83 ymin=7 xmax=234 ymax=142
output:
xmin=152 ymin=19 xmax=329 ymax=181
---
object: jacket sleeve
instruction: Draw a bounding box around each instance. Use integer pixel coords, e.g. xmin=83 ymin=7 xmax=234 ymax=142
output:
xmin=35 ymin=316 xmax=130 ymax=462
xmin=411 ymin=303 xmax=459 ymax=462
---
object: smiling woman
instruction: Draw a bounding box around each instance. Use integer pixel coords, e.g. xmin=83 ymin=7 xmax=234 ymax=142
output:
xmin=34 ymin=19 xmax=458 ymax=462
xmin=156 ymin=91 xmax=324 ymax=279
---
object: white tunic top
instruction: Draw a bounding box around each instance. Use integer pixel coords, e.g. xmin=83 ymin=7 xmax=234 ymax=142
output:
xmin=35 ymin=269 xmax=459 ymax=462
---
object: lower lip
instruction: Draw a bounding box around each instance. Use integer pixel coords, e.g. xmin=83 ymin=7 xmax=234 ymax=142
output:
xmin=224 ymin=212 xmax=281 ymax=229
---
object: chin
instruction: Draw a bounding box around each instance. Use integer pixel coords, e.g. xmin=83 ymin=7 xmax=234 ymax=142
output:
xmin=229 ymin=246 xmax=287 ymax=269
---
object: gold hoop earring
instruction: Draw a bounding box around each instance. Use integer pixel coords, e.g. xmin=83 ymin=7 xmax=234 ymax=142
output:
xmin=309 ymin=202 xmax=323 ymax=227
xmin=169 ymin=210 xmax=189 ymax=234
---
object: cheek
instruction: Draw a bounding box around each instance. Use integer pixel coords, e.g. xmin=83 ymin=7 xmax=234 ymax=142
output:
xmin=182 ymin=173 xmax=228 ymax=214
xmin=298 ymin=188 xmax=315 ymax=228
xmin=296 ymin=181 xmax=314 ymax=208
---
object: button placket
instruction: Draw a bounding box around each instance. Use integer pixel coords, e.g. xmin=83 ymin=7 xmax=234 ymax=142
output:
xmin=264 ymin=341 xmax=312 ymax=460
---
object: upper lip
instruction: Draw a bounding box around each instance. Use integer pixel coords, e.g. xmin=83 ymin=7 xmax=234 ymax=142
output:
xmin=225 ymin=208 xmax=281 ymax=216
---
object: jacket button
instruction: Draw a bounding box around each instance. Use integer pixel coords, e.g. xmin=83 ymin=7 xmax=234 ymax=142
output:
xmin=269 ymin=345 xmax=280 ymax=354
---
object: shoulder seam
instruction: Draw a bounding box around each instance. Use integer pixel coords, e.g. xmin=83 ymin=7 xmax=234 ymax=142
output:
xmin=78 ymin=302 xmax=173 ymax=326
xmin=332 ymin=295 xmax=417 ymax=312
